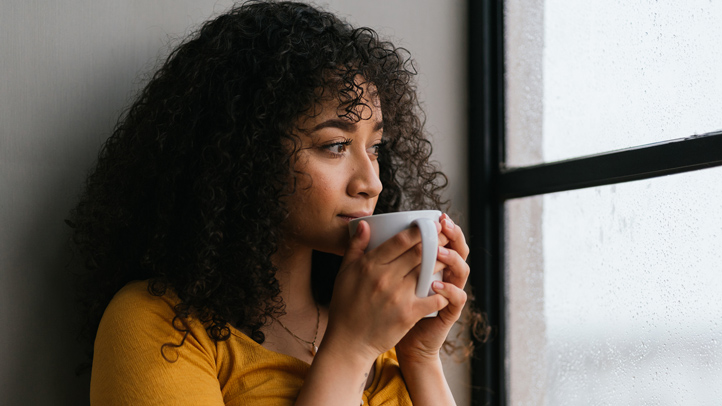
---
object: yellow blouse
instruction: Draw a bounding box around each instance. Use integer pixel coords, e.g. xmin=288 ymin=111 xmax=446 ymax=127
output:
xmin=90 ymin=280 xmax=412 ymax=405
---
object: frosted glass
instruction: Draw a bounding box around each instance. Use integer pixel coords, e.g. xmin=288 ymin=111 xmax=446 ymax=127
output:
xmin=505 ymin=0 xmax=722 ymax=167
xmin=505 ymin=166 xmax=722 ymax=405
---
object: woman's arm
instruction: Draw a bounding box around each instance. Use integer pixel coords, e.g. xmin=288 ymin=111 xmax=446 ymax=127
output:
xmin=294 ymin=340 xmax=376 ymax=405
xmin=396 ymin=354 xmax=456 ymax=406
xmin=295 ymin=220 xmax=448 ymax=405
xmin=396 ymin=214 xmax=471 ymax=406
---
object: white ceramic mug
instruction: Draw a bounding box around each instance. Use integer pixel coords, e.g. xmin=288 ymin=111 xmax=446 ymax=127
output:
xmin=348 ymin=210 xmax=442 ymax=317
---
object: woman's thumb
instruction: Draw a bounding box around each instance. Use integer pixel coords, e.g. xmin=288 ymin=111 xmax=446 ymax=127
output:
xmin=345 ymin=220 xmax=370 ymax=260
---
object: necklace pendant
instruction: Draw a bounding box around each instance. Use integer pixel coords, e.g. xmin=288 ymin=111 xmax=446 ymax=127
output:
xmin=311 ymin=345 xmax=318 ymax=356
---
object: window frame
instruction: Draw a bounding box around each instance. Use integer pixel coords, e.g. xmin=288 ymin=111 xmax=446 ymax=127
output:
xmin=467 ymin=1 xmax=722 ymax=405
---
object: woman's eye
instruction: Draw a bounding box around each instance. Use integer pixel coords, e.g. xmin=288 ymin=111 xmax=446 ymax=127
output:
xmin=327 ymin=144 xmax=346 ymax=154
xmin=369 ymin=140 xmax=386 ymax=157
xmin=321 ymin=139 xmax=351 ymax=156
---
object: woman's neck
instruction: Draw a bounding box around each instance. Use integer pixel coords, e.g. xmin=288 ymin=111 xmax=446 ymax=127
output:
xmin=272 ymin=245 xmax=316 ymax=314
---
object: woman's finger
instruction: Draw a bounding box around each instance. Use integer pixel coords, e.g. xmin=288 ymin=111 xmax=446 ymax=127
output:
xmin=389 ymin=242 xmax=425 ymax=280
xmin=341 ymin=220 xmax=371 ymax=263
xmin=437 ymin=245 xmax=470 ymax=289
xmin=404 ymin=257 xmax=447 ymax=286
xmin=414 ymin=288 xmax=450 ymax=318
xmin=437 ymin=227 xmax=450 ymax=247
xmin=440 ymin=214 xmax=469 ymax=260
xmin=369 ymin=226 xmax=423 ymax=265
xmin=431 ymin=281 xmax=467 ymax=322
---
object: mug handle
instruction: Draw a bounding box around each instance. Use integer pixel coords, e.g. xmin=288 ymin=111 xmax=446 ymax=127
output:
xmin=412 ymin=218 xmax=442 ymax=317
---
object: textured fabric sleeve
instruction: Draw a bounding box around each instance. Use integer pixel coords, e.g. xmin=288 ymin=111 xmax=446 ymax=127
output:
xmin=90 ymin=281 xmax=226 ymax=406
xmin=364 ymin=348 xmax=413 ymax=406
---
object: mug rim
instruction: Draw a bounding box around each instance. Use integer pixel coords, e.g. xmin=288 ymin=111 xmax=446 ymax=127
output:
xmin=350 ymin=209 xmax=441 ymax=223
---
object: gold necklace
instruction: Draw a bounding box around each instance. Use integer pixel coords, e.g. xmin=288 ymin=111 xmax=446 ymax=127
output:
xmin=273 ymin=303 xmax=320 ymax=357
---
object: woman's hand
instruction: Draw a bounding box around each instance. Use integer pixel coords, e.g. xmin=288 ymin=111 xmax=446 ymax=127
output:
xmin=395 ymin=213 xmax=470 ymax=364
xmin=299 ymin=222 xmax=448 ymax=406
xmin=321 ymin=220 xmax=450 ymax=365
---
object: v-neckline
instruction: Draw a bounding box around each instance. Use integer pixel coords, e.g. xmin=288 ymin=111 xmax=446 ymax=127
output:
xmin=229 ymin=326 xmax=381 ymax=391
xmin=230 ymin=327 xmax=314 ymax=367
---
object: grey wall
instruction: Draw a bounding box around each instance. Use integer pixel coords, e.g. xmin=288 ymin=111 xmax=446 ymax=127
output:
xmin=0 ymin=1 xmax=467 ymax=404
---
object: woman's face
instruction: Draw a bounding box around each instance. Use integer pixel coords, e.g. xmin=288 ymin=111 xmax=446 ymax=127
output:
xmin=282 ymin=92 xmax=385 ymax=256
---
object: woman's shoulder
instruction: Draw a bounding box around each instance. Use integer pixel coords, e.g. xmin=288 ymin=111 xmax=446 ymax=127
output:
xmin=96 ymin=279 xmax=218 ymax=358
xmin=100 ymin=280 xmax=179 ymax=328
xmin=107 ymin=279 xmax=177 ymax=308
xmin=91 ymin=280 xmax=227 ymax=404
xmin=96 ymin=279 xmax=211 ymax=349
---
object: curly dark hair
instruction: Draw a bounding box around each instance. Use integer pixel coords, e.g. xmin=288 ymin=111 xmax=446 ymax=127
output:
xmin=68 ymin=0 xmax=488 ymax=368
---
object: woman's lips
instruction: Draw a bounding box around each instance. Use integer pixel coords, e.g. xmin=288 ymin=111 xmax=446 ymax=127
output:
xmin=337 ymin=212 xmax=372 ymax=222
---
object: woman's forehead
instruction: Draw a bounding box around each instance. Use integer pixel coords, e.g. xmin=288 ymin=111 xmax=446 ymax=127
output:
xmin=297 ymin=86 xmax=382 ymax=130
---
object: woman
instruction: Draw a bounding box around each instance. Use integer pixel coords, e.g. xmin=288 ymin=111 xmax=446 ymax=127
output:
xmin=69 ymin=1 xmax=481 ymax=405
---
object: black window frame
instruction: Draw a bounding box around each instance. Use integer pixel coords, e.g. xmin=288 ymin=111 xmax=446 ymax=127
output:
xmin=467 ymin=1 xmax=722 ymax=405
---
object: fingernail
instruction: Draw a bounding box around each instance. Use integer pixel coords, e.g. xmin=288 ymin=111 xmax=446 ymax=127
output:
xmin=355 ymin=221 xmax=364 ymax=236
xmin=433 ymin=281 xmax=444 ymax=290
xmin=438 ymin=246 xmax=449 ymax=256
xmin=443 ymin=219 xmax=453 ymax=230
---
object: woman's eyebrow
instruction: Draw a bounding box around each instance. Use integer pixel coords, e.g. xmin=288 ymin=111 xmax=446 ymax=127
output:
xmin=308 ymin=119 xmax=384 ymax=133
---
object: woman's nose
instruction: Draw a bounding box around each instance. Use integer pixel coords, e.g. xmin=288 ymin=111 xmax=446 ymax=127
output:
xmin=347 ymin=154 xmax=383 ymax=198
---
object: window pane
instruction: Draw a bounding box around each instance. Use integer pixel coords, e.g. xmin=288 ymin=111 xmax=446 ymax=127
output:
xmin=505 ymin=0 xmax=722 ymax=167
xmin=505 ymin=166 xmax=722 ymax=404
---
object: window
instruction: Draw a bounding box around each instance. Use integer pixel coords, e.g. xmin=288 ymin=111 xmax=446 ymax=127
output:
xmin=468 ymin=1 xmax=722 ymax=404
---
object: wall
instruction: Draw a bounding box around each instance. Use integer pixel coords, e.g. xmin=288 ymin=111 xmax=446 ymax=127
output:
xmin=0 ymin=1 xmax=468 ymax=404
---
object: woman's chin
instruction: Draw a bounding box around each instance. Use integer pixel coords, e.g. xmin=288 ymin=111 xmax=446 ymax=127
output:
xmin=316 ymin=241 xmax=349 ymax=258
xmin=325 ymin=246 xmax=347 ymax=257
